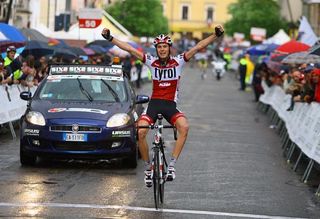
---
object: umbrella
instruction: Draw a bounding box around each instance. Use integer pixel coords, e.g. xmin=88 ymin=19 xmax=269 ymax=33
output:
xmin=20 ymin=40 xmax=54 ymax=58
xmin=309 ymin=44 xmax=320 ymax=56
xmin=86 ymin=45 xmax=108 ymax=54
xmin=48 ymin=38 xmax=60 ymax=46
xmin=86 ymin=40 xmax=113 ymax=49
xmin=70 ymin=47 xmax=87 ymax=56
xmin=270 ymin=53 xmax=288 ymax=62
xmin=275 ymin=40 xmax=310 ymax=54
xmin=247 ymin=43 xmax=279 ymax=56
xmin=53 ymin=47 xmax=78 ymax=60
xmin=282 ymin=51 xmax=320 ymax=64
xmin=109 ymin=45 xmax=130 ymax=57
xmin=0 ymin=23 xmax=26 ymax=52
xmin=82 ymin=47 xmax=95 ymax=56
xmin=20 ymin=27 xmax=48 ymax=42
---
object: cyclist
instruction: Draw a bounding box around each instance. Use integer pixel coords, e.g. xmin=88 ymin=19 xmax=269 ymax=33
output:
xmin=102 ymin=25 xmax=224 ymax=187
xmin=195 ymin=48 xmax=209 ymax=79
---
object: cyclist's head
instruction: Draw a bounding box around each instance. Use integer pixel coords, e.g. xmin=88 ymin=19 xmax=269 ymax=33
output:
xmin=153 ymin=34 xmax=173 ymax=48
xmin=153 ymin=34 xmax=172 ymax=61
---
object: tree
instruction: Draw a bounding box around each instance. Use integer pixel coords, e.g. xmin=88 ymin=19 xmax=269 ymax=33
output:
xmin=105 ymin=0 xmax=168 ymax=37
xmin=224 ymin=0 xmax=288 ymax=41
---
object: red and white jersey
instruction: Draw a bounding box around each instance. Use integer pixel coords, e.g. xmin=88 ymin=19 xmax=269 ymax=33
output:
xmin=142 ymin=53 xmax=188 ymax=102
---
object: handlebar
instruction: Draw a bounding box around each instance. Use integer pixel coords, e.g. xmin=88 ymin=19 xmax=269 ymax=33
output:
xmin=136 ymin=124 xmax=177 ymax=141
xmin=138 ymin=125 xmax=174 ymax=129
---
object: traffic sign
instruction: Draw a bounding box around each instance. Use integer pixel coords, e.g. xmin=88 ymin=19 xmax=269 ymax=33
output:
xmin=78 ymin=8 xmax=102 ymax=28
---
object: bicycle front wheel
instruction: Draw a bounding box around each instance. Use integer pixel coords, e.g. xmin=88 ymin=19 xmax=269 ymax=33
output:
xmin=153 ymin=148 xmax=160 ymax=209
xmin=159 ymin=151 xmax=166 ymax=204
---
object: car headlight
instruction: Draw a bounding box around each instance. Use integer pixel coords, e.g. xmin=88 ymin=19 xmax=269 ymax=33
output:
xmin=26 ymin=111 xmax=46 ymax=126
xmin=107 ymin=113 xmax=130 ymax=127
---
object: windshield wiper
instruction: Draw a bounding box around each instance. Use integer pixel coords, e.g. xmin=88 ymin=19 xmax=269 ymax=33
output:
xmin=100 ymin=79 xmax=120 ymax=102
xmin=76 ymin=78 xmax=93 ymax=102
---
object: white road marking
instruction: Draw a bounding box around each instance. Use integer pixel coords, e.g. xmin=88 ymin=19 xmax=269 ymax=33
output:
xmin=0 ymin=202 xmax=307 ymax=219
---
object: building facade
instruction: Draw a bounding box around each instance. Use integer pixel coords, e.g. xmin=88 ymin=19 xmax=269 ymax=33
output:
xmin=303 ymin=0 xmax=320 ymax=36
xmin=161 ymin=0 xmax=236 ymax=40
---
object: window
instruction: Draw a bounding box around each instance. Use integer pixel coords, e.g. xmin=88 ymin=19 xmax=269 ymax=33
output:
xmin=207 ymin=7 xmax=214 ymax=21
xmin=182 ymin=5 xmax=189 ymax=20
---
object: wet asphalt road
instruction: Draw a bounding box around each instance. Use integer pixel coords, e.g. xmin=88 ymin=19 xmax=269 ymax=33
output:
xmin=0 ymin=64 xmax=320 ymax=218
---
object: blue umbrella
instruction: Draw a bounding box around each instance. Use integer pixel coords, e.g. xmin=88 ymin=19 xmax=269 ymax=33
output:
xmin=247 ymin=43 xmax=279 ymax=56
xmin=20 ymin=40 xmax=54 ymax=58
xmin=0 ymin=23 xmax=26 ymax=52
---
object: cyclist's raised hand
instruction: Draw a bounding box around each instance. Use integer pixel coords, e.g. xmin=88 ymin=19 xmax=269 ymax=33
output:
xmin=214 ymin=25 xmax=224 ymax=37
xmin=185 ymin=24 xmax=224 ymax=61
xmin=101 ymin=28 xmax=113 ymax=41
xmin=101 ymin=27 xmax=144 ymax=61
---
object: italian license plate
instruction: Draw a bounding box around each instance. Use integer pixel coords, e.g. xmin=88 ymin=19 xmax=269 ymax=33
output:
xmin=63 ymin=133 xmax=87 ymax=142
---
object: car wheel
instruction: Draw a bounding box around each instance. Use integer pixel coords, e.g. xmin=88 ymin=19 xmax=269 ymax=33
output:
xmin=123 ymin=147 xmax=138 ymax=168
xmin=20 ymin=147 xmax=37 ymax=166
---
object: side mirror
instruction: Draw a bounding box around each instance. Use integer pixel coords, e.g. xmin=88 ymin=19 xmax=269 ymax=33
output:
xmin=20 ymin=91 xmax=32 ymax=101
xmin=135 ymin=95 xmax=149 ymax=104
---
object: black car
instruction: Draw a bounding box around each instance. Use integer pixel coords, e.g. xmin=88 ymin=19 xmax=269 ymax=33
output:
xmin=19 ymin=64 xmax=149 ymax=168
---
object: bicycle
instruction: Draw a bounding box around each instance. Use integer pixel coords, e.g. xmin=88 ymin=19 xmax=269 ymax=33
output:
xmin=137 ymin=114 xmax=177 ymax=209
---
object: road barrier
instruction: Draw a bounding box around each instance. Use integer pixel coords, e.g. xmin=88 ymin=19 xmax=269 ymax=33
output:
xmin=258 ymin=81 xmax=320 ymax=195
xmin=0 ymin=85 xmax=36 ymax=138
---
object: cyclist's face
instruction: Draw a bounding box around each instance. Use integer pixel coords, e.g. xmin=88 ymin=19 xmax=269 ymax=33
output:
xmin=156 ymin=43 xmax=170 ymax=59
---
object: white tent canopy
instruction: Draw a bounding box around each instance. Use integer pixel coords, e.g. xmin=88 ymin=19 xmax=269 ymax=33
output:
xmin=263 ymin=29 xmax=291 ymax=45
xmin=298 ymin=16 xmax=318 ymax=46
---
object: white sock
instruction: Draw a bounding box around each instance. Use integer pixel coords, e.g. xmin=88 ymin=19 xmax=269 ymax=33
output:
xmin=169 ymin=157 xmax=177 ymax=167
xmin=144 ymin=161 xmax=151 ymax=170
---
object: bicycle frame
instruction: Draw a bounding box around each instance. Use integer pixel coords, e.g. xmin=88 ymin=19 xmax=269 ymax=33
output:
xmin=137 ymin=114 xmax=177 ymax=209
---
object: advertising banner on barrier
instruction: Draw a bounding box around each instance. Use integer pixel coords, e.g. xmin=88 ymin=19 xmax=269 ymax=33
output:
xmin=0 ymin=85 xmax=37 ymax=125
xmin=259 ymin=85 xmax=320 ymax=164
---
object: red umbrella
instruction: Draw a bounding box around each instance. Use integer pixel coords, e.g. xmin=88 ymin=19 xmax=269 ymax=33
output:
xmin=275 ymin=40 xmax=310 ymax=54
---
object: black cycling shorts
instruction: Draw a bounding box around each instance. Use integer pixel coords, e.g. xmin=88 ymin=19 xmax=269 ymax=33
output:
xmin=139 ymin=99 xmax=185 ymax=125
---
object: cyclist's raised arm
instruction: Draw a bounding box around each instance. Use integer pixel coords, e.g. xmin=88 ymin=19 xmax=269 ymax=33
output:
xmin=101 ymin=28 xmax=144 ymax=61
xmin=184 ymin=25 xmax=224 ymax=61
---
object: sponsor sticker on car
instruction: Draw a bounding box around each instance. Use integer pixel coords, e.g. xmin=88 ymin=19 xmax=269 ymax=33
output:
xmin=112 ymin=130 xmax=131 ymax=137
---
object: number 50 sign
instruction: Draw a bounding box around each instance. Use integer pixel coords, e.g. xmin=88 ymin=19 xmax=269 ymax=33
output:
xmin=79 ymin=8 xmax=102 ymax=28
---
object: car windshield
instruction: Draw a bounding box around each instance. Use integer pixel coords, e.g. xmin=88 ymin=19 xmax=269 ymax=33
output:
xmin=38 ymin=75 xmax=127 ymax=102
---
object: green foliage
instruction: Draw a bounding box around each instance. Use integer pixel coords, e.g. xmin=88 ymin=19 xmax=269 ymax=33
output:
xmin=224 ymin=0 xmax=289 ymax=40
xmin=105 ymin=0 xmax=169 ymax=37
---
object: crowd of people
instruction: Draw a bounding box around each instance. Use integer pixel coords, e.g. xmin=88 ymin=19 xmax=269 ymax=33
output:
xmin=237 ymin=51 xmax=320 ymax=110
xmin=0 ymin=45 xmax=147 ymax=88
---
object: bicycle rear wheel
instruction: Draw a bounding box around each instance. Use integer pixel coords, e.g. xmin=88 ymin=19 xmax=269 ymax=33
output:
xmin=153 ymin=149 xmax=160 ymax=209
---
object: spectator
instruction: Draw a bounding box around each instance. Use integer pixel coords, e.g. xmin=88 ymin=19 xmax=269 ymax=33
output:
xmin=34 ymin=56 xmax=48 ymax=86
xmin=135 ymin=58 xmax=143 ymax=88
xmin=20 ymin=55 xmax=36 ymax=87
xmin=285 ymin=69 xmax=304 ymax=111
xmin=122 ymin=56 xmax=132 ymax=80
xmin=238 ymin=55 xmax=247 ymax=90
xmin=112 ymin=56 xmax=121 ymax=65
xmin=0 ymin=61 xmax=12 ymax=85
xmin=4 ymin=46 xmax=22 ymax=83
xmin=252 ymin=62 xmax=267 ymax=102
xmin=312 ymin=68 xmax=320 ymax=103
